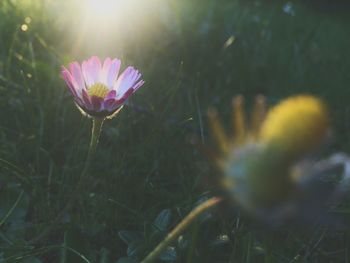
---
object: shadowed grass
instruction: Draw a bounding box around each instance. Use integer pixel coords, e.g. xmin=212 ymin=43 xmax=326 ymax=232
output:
xmin=0 ymin=0 xmax=350 ymax=262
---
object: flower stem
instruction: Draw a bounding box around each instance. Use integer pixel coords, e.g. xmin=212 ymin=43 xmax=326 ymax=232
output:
xmin=77 ymin=117 xmax=104 ymax=191
xmin=29 ymin=117 xmax=104 ymax=244
xmin=141 ymin=197 xmax=223 ymax=263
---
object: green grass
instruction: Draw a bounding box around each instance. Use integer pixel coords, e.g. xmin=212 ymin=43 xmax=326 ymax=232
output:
xmin=0 ymin=0 xmax=350 ymax=262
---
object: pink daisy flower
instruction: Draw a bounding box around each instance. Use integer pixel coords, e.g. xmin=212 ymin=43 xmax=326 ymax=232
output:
xmin=62 ymin=56 xmax=145 ymax=118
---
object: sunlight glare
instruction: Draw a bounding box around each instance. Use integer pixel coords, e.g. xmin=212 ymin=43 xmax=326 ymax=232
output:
xmin=81 ymin=0 xmax=149 ymax=33
xmin=56 ymin=0 xmax=180 ymax=55
xmin=86 ymin=0 xmax=122 ymax=18
xmin=74 ymin=0 xmax=164 ymax=51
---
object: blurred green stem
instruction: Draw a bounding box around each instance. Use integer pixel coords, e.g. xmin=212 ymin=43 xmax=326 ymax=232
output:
xmin=30 ymin=117 xmax=104 ymax=244
xmin=141 ymin=197 xmax=223 ymax=263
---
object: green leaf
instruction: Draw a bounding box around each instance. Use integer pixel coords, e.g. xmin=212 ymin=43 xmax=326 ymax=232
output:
xmin=153 ymin=209 xmax=171 ymax=233
xmin=99 ymin=247 xmax=110 ymax=263
xmin=118 ymin=231 xmax=143 ymax=246
xmin=159 ymin=246 xmax=177 ymax=262
xmin=127 ymin=242 xmax=142 ymax=257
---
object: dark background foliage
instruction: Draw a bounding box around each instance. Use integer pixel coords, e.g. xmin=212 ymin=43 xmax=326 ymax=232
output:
xmin=0 ymin=0 xmax=350 ymax=262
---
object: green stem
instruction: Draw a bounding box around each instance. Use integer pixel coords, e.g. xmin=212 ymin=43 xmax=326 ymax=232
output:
xmin=141 ymin=197 xmax=223 ymax=263
xmin=76 ymin=117 xmax=104 ymax=191
xmin=29 ymin=118 xmax=104 ymax=244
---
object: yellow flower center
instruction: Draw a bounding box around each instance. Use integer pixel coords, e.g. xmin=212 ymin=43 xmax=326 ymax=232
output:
xmin=87 ymin=83 xmax=109 ymax=98
xmin=259 ymin=95 xmax=329 ymax=157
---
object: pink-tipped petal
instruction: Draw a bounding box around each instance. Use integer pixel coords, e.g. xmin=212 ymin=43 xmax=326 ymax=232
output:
xmin=82 ymin=60 xmax=93 ymax=87
xmin=64 ymin=70 xmax=84 ymax=99
xmin=113 ymin=66 xmax=131 ymax=91
xmin=69 ymin=62 xmax=85 ymax=91
xmin=61 ymin=68 xmax=78 ymax=97
xmin=132 ymin=80 xmax=145 ymax=92
xmin=101 ymin=57 xmax=112 ymax=84
xmin=82 ymin=89 xmax=93 ymax=110
xmin=89 ymin=56 xmax=102 ymax=84
xmin=114 ymin=67 xmax=141 ymax=98
xmin=116 ymin=88 xmax=134 ymax=104
xmin=82 ymin=56 xmax=101 ymax=87
xmin=107 ymin=59 xmax=121 ymax=88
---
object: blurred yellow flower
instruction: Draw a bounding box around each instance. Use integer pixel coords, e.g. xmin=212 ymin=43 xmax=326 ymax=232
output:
xmin=260 ymin=95 xmax=329 ymax=159
xmin=206 ymin=94 xmax=331 ymax=211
